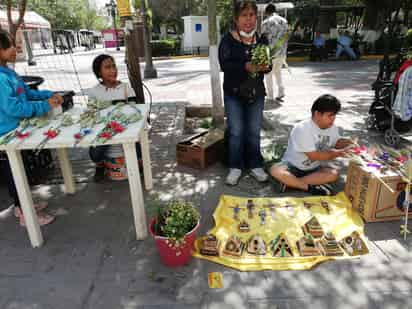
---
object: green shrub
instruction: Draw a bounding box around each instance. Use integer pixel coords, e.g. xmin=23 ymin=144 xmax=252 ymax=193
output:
xmin=151 ymin=39 xmax=181 ymax=57
xmin=200 ymin=118 xmax=212 ymax=129
xmin=154 ymin=200 xmax=200 ymax=246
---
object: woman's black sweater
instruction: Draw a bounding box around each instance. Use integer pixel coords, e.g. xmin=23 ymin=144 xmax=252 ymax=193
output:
xmin=218 ymin=32 xmax=269 ymax=97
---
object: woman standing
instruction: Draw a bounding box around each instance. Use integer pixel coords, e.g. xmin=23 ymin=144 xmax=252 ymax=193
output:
xmin=218 ymin=0 xmax=270 ymax=185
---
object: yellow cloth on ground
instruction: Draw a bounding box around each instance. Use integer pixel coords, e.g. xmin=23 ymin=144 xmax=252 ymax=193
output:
xmin=193 ymin=192 xmax=368 ymax=271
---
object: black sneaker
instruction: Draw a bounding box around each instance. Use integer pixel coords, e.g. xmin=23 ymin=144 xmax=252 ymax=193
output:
xmin=270 ymin=178 xmax=287 ymax=193
xmin=308 ymin=184 xmax=332 ymax=196
xmin=94 ymin=166 xmax=106 ymax=183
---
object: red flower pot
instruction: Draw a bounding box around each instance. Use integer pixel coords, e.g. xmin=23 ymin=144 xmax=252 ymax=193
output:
xmin=149 ymin=218 xmax=200 ymax=267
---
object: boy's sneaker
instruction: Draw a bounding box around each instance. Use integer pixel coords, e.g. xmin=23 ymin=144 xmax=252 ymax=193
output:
xmin=250 ymin=168 xmax=269 ymax=182
xmin=268 ymin=177 xmax=287 ymax=193
xmin=225 ymin=168 xmax=242 ymax=186
xmin=308 ymin=184 xmax=332 ymax=196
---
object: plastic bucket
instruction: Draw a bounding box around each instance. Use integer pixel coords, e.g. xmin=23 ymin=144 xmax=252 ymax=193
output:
xmin=105 ymin=156 xmax=127 ymax=181
xmin=149 ymin=218 xmax=200 ymax=267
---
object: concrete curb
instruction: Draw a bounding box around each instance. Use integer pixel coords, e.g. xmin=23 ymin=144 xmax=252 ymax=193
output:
xmin=153 ymin=54 xmax=387 ymax=62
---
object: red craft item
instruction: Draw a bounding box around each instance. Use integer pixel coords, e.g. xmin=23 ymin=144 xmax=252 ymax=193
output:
xmin=108 ymin=121 xmax=125 ymax=133
xmin=44 ymin=130 xmax=59 ymax=138
xmin=16 ymin=131 xmax=30 ymax=139
xmin=99 ymin=131 xmax=112 ymax=139
xmin=352 ymin=145 xmax=367 ymax=155
xmin=397 ymin=156 xmax=408 ymax=164
xmin=74 ymin=133 xmax=82 ymax=139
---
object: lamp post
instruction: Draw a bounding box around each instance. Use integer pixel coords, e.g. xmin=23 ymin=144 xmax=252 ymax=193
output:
xmin=105 ymin=0 xmax=120 ymax=51
xmin=140 ymin=0 xmax=157 ymax=78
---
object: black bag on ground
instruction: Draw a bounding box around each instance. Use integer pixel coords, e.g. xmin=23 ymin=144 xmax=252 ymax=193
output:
xmin=0 ymin=150 xmax=54 ymax=186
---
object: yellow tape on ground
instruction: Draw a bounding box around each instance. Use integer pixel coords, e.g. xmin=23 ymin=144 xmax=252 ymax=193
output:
xmin=193 ymin=192 xmax=368 ymax=271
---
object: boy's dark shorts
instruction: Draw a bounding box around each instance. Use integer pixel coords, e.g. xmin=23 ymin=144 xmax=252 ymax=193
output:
xmin=285 ymin=163 xmax=321 ymax=178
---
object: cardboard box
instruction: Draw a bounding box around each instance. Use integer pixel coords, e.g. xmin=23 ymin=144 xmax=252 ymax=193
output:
xmin=345 ymin=161 xmax=412 ymax=222
xmin=176 ymin=129 xmax=224 ymax=169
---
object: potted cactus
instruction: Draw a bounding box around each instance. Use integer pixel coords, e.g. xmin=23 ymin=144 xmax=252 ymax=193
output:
xmin=149 ymin=200 xmax=200 ymax=267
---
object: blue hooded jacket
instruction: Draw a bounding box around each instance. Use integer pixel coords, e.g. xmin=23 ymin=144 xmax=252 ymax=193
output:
xmin=0 ymin=66 xmax=52 ymax=136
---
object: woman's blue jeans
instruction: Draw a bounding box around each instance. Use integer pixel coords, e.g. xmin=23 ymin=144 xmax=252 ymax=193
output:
xmin=224 ymin=95 xmax=264 ymax=169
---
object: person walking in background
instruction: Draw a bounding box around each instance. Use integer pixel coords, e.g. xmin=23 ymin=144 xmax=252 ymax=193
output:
xmin=261 ymin=3 xmax=289 ymax=102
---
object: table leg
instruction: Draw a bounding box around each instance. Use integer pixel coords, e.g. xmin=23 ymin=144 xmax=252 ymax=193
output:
xmin=140 ymin=128 xmax=153 ymax=190
xmin=56 ymin=148 xmax=75 ymax=194
xmin=123 ymin=142 xmax=148 ymax=240
xmin=6 ymin=149 xmax=43 ymax=247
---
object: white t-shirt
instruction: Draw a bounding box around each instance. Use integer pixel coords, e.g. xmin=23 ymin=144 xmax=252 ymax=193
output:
xmin=261 ymin=13 xmax=288 ymax=57
xmin=85 ymin=82 xmax=137 ymax=156
xmin=85 ymin=82 xmax=136 ymax=102
xmin=282 ymin=118 xmax=341 ymax=171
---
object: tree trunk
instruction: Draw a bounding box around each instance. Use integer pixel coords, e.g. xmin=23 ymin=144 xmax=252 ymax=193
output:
xmin=363 ymin=0 xmax=380 ymax=29
xmin=7 ymin=0 xmax=27 ymax=45
xmin=208 ymin=0 xmax=224 ymax=129
xmin=141 ymin=0 xmax=157 ymax=78
xmin=125 ymin=22 xmax=145 ymax=103
xmin=318 ymin=0 xmax=337 ymax=34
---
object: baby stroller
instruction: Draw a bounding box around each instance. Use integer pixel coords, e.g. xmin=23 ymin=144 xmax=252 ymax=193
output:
xmin=367 ymin=53 xmax=412 ymax=146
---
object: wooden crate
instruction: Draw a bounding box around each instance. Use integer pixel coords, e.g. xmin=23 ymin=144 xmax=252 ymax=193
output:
xmin=176 ymin=129 xmax=224 ymax=169
xmin=345 ymin=161 xmax=412 ymax=222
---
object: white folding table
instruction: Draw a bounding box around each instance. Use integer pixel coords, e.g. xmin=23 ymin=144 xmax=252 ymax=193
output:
xmin=0 ymin=104 xmax=152 ymax=247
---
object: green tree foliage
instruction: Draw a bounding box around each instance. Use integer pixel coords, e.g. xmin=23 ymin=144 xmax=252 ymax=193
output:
xmin=28 ymin=0 xmax=108 ymax=30
xmin=148 ymin=0 xmax=208 ymax=34
xmin=217 ymin=0 xmax=234 ymax=34
xmin=147 ymin=0 xmax=410 ymax=35
xmin=135 ymin=0 xmax=153 ymax=28
xmin=83 ymin=7 xmax=109 ymax=31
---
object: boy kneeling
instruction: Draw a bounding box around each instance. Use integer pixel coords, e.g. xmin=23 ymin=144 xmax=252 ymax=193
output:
xmin=270 ymin=94 xmax=353 ymax=196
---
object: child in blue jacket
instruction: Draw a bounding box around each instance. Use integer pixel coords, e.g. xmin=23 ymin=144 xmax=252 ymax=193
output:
xmin=0 ymin=29 xmax=63 ymax=227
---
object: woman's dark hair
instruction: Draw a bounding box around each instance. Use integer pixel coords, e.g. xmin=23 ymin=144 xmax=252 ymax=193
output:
xmin=233 ymin=0 xmax=258 ymax=21
xmin=0 ymin=29 xmax=12 ymax=50
xmin=264 ymin=4 xmax=276 ymax=16
xmin=311 ymin=94 xmax=341 ymax=115
xmin=92 ymin=54 xmax=115 ymax=79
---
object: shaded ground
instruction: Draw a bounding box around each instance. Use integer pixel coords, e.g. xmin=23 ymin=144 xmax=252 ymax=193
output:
xmin=1 ymin=57 xmax=412 ymax=309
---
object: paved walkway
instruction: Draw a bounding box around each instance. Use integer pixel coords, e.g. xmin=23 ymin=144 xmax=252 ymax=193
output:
xmin=1 ymin=56 xmax=412 ymax=309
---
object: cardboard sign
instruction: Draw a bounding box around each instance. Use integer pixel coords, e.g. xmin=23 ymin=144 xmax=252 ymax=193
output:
xmin=116 ymin=0 xmax=132 ymax=17
xmin=345 ymin=161 xmax=412 ymax=222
